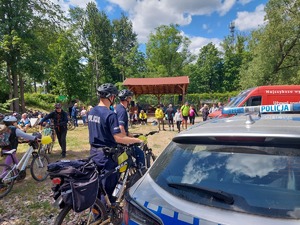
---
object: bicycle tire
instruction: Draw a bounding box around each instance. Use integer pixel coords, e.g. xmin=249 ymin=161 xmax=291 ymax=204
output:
xmin=30 ymin=153 xmax=50 ymax=181
xmin=67 ymin=121 xmax=75 ymax=130
xmin=47 ymin=142 xmax=54 ymax=154
xmin=0 ymin=164 xmax=15 ymax=198
xmin=146 ymin=152 xmax=157 ymax=168
xmin=54 ymin=198 xmax=107 ymax=225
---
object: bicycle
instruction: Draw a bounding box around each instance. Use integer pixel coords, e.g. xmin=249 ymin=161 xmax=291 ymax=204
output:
xmin=49 ymin=143 xmax=146 ymax=225
xmin=132 ymin=130 xmax=159 ymax=168
xmin=67 ymin=118 xmax=76 ymax=130
xmin=40 ymin=123 xmax=56 ymax=154
xmin=0 ymin=135 xmax=51 ymax=198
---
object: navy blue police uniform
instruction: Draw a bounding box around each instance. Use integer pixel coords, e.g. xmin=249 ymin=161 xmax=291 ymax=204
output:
xmin=115 ymin=104 xmax=145 ymax=166
xmin=88 ymin=105 xmax=121 ymax=201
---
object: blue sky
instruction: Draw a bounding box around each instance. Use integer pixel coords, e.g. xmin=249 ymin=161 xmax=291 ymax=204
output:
xmin=54 ymin=0 xmax=268 ymax=54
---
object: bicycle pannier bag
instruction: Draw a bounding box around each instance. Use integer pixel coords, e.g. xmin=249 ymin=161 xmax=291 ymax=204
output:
xmin=48 ymin=160 xmax=99 ymax=212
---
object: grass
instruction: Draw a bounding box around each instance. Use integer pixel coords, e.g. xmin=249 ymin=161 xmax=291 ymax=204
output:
xmin=0 ymin=115 xmax=204 ymax=224
xmin=0 ymin=122 xmax=178 ymax=224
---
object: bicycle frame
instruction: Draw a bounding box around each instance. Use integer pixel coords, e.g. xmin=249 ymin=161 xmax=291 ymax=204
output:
xmin=2 ymin=146 xmax=35 ymax=181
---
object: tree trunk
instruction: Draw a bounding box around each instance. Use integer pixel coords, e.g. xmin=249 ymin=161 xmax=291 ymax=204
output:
xmin=6 ymin=62 xmax=13 ymax=112
xmin=19 ymin=74 xmax=25 ymax=113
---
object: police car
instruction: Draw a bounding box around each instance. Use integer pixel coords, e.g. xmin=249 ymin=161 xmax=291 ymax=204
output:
xmin=123 ymin=103 xmax=300 ymax=225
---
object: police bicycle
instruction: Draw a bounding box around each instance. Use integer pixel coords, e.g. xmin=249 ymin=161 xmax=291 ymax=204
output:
xmin=132 ymin=130 xmax=159 ymax=168
xmin=49 ymin=142 xmax=147 ymax=225
xmin=0 ymin=135 xmax=51 ymax=198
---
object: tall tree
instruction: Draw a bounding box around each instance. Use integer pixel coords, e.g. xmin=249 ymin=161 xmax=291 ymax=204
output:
xmin=0 ymin=0 xmax=64 ymax=112
xmin=48 ymin=30 xmax=87 ymax=101
xmin=194 ymin=43 xmax=223 ymax=93
xmin=145 ymin=24 xmax=194 ymax=77
xmin=85 ymin=2 xmax=116 ymax=87
xmin=112 ymin=13 xmax=139 ymax=81
xmin=240 ymin=0 xmax=300 ymax=88
xmin=221 ymin=34 xmax=247 ymax=92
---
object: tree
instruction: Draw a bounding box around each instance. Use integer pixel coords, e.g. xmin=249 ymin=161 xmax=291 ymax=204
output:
xmin=48 ymin=30 xmax=87 ymax=101
xmin=112 ymin=13 xmax=140 ymax=81
xmin=221 ymin=34 xmax=247 ymax=92
xmin=145 ymin=24 xmax=194 ymax=77
xmin=85 ymin=2 xmax=117 ymax=87
xmin=240 ymin=0 xmax=300 ymax=88
xmin=193 ymin=43 xmax=223 ymax=93
xmin=0 ymin=0 xmax=64 ymax=112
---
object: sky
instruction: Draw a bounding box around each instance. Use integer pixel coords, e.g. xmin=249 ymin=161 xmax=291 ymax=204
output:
xmin=52 ymin=0 xmax=269 ymax=55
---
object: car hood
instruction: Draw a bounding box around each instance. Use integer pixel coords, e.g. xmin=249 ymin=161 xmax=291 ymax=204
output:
xmin=129 ymin=173 xmax=299 ymax=225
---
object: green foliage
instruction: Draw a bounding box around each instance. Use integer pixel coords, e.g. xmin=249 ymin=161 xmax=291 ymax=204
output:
xmin=239 ymin=0 xmax=300 ymax=88
xmin=190 ymin=43 xmax=223 ymax=93
xmin=146 ymin=24 xmax=194 ymax=77
xmin=24 ymin=93 xmax=57 ymax=111
xmin=0 ymin=98 xmax=18 ymax=113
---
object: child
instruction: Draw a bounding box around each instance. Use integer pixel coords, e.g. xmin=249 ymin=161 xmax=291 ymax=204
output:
xmin=174 ymin=108 xmax=182 ymax=133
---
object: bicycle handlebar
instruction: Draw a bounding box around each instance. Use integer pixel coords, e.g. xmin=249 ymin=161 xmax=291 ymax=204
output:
xmin=132 ymin=130 xmax=159 ymax=138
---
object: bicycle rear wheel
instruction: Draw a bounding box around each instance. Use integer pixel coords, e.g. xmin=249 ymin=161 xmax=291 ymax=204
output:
xmin=0 ymin=164 xmax=15 ymax=198
xmin=54 ymin=198 xmax=107 ymax=225
xmin=30 ymin=153 xmax=50 ymax=181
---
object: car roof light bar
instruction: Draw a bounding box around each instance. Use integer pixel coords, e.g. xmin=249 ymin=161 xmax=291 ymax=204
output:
xmin=222 ymin=103 xmax=300 ymax=115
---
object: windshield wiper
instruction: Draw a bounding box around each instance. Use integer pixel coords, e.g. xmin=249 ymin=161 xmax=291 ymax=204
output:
xmin=168 ymin=182 xmax=234 ymax=205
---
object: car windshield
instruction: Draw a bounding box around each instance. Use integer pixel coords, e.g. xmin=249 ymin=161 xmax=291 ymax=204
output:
xmin=149 ymin=142 xmax=300 ymax=219
xmin=226 ymin=89 xmax=252 ymax=107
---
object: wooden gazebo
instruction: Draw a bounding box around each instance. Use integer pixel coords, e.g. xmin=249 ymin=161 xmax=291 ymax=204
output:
xmin=123 ymin=76 xmax=189 ymax=104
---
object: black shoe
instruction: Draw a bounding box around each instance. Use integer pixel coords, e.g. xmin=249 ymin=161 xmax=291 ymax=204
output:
xmin=61 ymin=153 xmax=66 ymax=158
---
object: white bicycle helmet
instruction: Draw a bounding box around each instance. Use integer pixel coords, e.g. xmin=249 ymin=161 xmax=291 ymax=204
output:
xmin=3 ymin=115 xmax=18 ymax=126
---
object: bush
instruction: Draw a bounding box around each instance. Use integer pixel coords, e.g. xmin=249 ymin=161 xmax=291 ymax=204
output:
xmin=24 ymin=93 xmax=58 ymax=111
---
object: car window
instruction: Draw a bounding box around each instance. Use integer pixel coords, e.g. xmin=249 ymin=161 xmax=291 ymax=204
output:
xmin=149 ymin=142 xmax=300 ymax=219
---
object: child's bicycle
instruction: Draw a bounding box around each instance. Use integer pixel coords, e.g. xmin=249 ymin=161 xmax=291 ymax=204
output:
xmin=40 ymin=123 xmax=56 ymax=154
xmin=132 ymin=130 xmax=159 ymax=168
xmin=49 ymin=143 xmax=147 ymax=225
xmin=0 ymin=135 xmax=51 ymax=198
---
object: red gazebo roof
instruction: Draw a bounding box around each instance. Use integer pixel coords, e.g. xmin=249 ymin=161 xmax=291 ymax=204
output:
xmin=123 ymin=76 xmax=189 ymax=95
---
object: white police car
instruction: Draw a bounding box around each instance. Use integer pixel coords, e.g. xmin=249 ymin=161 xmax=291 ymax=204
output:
xmin=123 ymin=104 xmax=300 ymax=225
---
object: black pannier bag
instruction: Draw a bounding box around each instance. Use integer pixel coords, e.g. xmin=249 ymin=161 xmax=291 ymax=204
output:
xmin=48 ymin=159 xmax=99 ymax=213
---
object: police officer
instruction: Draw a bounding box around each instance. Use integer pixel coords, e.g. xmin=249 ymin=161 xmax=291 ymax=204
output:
xmin=88 ymin=83 xmax=142 ymax=202
xmin=116 ymin=89 xmax=145 ymax=166
xmin=39 ymin=103 xmax=68 ymax=158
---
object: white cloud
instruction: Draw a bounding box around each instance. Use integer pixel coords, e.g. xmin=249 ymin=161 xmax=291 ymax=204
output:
xmin=49 ymin=0 xmax=97 ymax=13
xmin=108 ymin=0 xmax=238 ymax=43
xmin=187 ymin=35 xmax=222 ymax=56
xmin=238 ymin=0 xmax=253 ymax=5
xmin=234 ymin=4 xmax=266 ymax=31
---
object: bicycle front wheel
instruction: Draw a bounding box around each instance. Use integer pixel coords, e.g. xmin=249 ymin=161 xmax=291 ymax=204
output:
xmin=67 ymin=121 xmax=75 ymax=130
xmin=47 ymin=142 xmax=54 ymax=154
xmin=0 ymin=164 xmax=15 ymax=198
xmin=146 ymin=151 xmax=157 ymax=169
xmin=54 ymin=198 xmax=107 ymax=225
xmin=30 ymin=153 xmax=50 ymax=181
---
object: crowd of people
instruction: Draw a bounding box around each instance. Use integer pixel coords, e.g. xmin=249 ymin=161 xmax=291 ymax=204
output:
xmin=0 ymin=82 xmax=226 ymax=207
